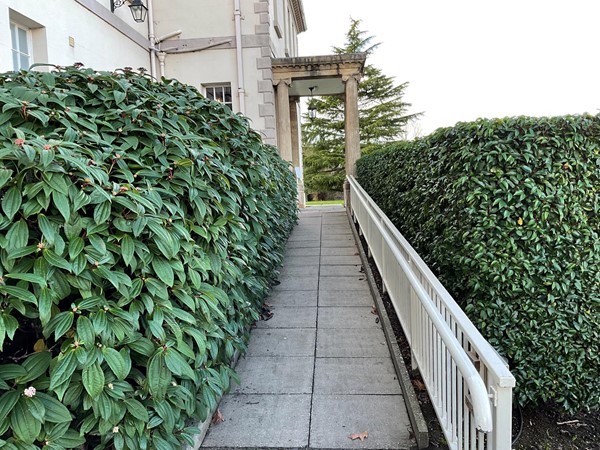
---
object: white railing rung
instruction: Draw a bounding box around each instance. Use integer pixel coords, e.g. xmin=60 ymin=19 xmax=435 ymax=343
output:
xmin=348 ymin=176 xmax=515 ymax=450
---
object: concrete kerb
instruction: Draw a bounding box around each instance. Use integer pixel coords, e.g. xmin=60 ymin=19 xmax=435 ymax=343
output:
xmin=346 ymin=209 xmax=430 ymax=449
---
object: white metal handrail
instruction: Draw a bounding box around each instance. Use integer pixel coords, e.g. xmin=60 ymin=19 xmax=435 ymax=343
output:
xmin=348 ymin=175 xmax=516 ymax=450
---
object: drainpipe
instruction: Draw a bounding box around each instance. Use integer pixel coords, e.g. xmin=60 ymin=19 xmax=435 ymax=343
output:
xmin=147 ymin=0 xmax=157 ymax=79
xmin=233 ymin=0 xmax=246 ymax=115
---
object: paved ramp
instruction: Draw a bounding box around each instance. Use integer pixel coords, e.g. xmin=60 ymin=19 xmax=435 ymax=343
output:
xmin=202 ymin=206 xmax=415 ymax=450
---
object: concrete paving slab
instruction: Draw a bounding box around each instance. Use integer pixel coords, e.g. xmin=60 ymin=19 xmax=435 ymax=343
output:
xmin=322 ymin=227 xmax=352 ymax=234
xmin=321 ymin=220 xmax=348 ymax=225
xmin=321 ymin=232 xmax=352 ymax=239
xmin=322 ymin=238 xmax=356 ymax=248
xmin=284 ymin=255 xmax=320 ymax=266
xmin=273 ymin=275 xmax=319 ymax=291
xmin=318 ymin=289 xmax=373 ymax=307
xmin=309 ymin=395 xmax=414 ymax=449
xmin=278 ymin=264 xmax=319 ymax=277
xmin=319 ymin=276 xmax=369 ymax=291
xmin=247 ymin=328 xmax=316 ymax=357
xmin=202 ymin=394 xmax=311 ymax=448
xmin=232 ymin=356 xmax=314 ymax=394
xmin=322 ymin=214 xmax=348 ymax=220
xmin=314 ymin=357 xmax=402 ymax=395
xmin=322 ymin=219 xmax=350 ymax=226
xmin=321 ymin=255 xmax=362 ymax=265
xmin=285 ymin=246 xmax=321 ymax=257
xmin=317 ymin=307 xmax=380 ymax=329
xmin=287 ymin=235 xmax=321 ymax=248
xmin=255 ymin=306 xmax=317 ymax=329
xmin=320 ymin=264 xmax=364 ymax=277
xmin=293 ymin=225 xmax=321 ymax=230
xmin=320 ymin=246 xmax=359 ymax=256
xmin=316 ymin=328 xmax=390 ymax=357
xmin=268 ymin=290 xmax=318 ymax=307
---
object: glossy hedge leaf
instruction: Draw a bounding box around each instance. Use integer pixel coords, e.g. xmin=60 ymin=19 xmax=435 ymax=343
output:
xmin=55 ymin=430 xmax=86 ymax=448
xmin=124 ymin=398 xmax=149 ymax=422
xmin=76 ymin=316 xmax=95 ymax=347
xmin=0 ymin=285 xmax=36 ymax=304
xmin=164 ymin=348 xmax=196 ymax=381
xmin=17 ymin=352 xmax=51 ymax=384
xmin=11 ymin=399 xmax=41 ymax=444
xmin=49 ymin=351 xmax=77 ymax=390
xmin=44 ymin=311 xmax=74 ymax=341
xmin=147 ymin=353 xmax=170 ymax=401
xmin=2 ymin=187 xmax=21 ymax=220
xmin=151 ymin=258 xmax=174 ymax=287
xmin=82 ymin=362 xmax=105 ymax=399
xmin=36 ymin=392 xmax=72 ymax=423
xmin=120 ymin=235 xmax=135 ymax=267
xmin=25 ymin=397 xmax=45 ymax=422
xmin=0 ymin=364 xmax=26 ymax=381
xmin=102 ymin=347 xmax=129 ymax=380
xmin=0 ymin=390 xmax=20 ymax=422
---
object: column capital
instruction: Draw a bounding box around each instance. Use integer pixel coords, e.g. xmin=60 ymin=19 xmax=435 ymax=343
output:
xmin=273 ymin=78 xmax=292 ymax=87
xmin=342 ymin=73 xmax=361 ymax=83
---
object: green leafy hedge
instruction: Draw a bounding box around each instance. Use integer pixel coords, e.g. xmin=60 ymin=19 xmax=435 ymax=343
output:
xmin=357 ymin=115 xmax=600 ymax=413
xmin=0 ymin=66 xmax=297 ymax=450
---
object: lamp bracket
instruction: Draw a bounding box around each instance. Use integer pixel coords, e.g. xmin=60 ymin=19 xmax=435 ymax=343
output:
xmin=111 ymin=0 xmax=127 ymax=12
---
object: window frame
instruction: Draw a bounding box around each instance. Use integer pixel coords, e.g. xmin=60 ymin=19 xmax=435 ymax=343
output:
xmin=10 ymin=21 xmax=33 ymax=71
xmin=203 ymin=84 xmax=233 ymax=110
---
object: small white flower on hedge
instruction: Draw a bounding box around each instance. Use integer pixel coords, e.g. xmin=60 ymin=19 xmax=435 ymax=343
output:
xmin=23 ymin=387 xmax=36 ymax=397
xmin=112 ymin=426 xmax=119 ymax=434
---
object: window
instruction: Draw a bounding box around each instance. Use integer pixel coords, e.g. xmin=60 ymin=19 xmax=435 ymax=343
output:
xmin=273 ymin=0 xmax=284 ymax=38
xmin=205 ymin=84 xmax=233 ymax=109
xmin=10 ymin=22 xmax=32 ymax=71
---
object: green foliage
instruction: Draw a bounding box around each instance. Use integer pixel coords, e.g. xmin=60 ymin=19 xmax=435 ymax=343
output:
xmin=0 ymin=66 xmax=297 ymax=450
xmin=302 ymin=18 xmax=421 ymax=194
xmin=357 ymin=115 xmax=600 ymax=413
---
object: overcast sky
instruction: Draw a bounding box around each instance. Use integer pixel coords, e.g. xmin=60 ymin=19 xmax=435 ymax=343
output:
xmin=298 ymin=0 xmax=600 ymax=136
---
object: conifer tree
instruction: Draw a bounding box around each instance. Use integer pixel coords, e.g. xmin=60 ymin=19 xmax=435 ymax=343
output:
xmin=302 ymin=19 xmax=421 ymax=194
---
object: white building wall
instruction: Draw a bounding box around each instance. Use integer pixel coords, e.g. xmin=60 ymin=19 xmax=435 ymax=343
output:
xmin=0 ymin=0 xmax=148 ymax=73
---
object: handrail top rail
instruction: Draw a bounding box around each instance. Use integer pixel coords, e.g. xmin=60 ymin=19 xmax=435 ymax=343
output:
xmin=348 ymin=175 xmax=515 ymax=386
xmin=348 ymin=176 xmax=493 ymax=431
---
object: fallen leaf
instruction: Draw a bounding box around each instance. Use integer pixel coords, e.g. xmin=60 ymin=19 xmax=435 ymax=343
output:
xmin=412 ymin=379 xmax=426 ymax=391
xmin=33 ymin=339 xmax=47 ymax=352
xmin=211 ymin=408 xmax=224 ymax=425
xmin=371 ymin=304 xmax=378 ymax=315
xmin=349 ymin=431 xmax=369 ymax=441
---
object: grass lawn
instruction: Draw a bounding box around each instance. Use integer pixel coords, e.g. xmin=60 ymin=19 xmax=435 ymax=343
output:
xmin=306 ymin=200 xmax=344 ymax=206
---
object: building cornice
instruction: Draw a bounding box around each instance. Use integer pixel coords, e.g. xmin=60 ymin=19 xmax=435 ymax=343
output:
xmin=272 ymin=53 xmax=366 ymax=72
xmin=290 ymin=0 xmax=307 ymax=33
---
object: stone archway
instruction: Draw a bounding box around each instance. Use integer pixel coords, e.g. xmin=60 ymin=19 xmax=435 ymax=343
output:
xmin=271 ymin=53 xmax=366 ymax=207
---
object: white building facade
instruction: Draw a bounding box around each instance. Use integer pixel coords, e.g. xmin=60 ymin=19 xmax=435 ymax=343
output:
xmin=0 ymin=0 xmax=306 ymax=147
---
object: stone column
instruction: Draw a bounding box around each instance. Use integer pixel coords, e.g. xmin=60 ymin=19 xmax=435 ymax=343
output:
xmin=290 ymin=98 xmax=300 ymax=168
xmin=343 ymin=73 xmax=360 ymax=209
xmin=274 ymin=78 xmax=293 ymax=163
xmin=289 ymin=98 xmax=306 ymax=208
xmin=344 ymin=73 xmax=361 ymax=177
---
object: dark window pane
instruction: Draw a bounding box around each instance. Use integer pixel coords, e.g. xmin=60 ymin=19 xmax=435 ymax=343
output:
xmin=18 ymin=27 xmax=28 ymax=55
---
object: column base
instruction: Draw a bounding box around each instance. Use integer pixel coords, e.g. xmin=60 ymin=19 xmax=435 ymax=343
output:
xmin=343 ymin=180 xmax=350 ymax=211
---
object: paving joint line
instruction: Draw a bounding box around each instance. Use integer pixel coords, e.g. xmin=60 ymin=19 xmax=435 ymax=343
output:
xmin=347 ymin=207 xmax=430 ymax=449
xmin=306 ymin=209 xmax=323 ymax=448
